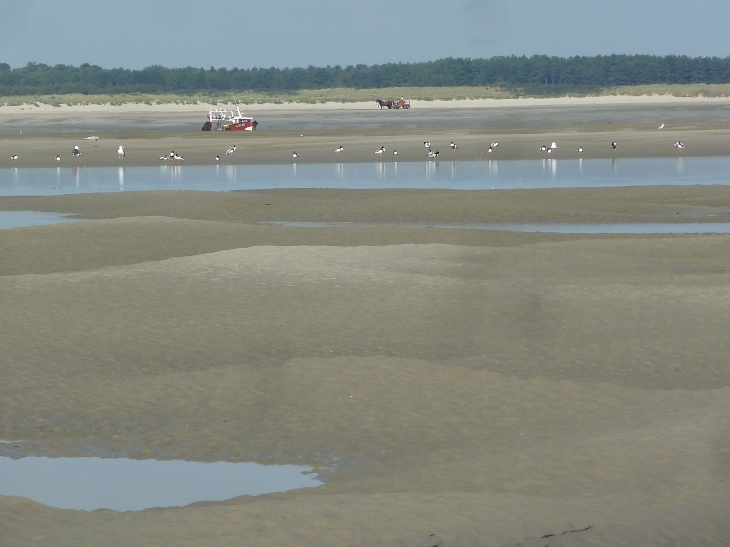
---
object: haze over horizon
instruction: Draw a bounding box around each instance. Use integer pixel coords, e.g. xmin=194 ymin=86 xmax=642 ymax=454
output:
xmin=1 ymin=0 xmax=729 ymax=71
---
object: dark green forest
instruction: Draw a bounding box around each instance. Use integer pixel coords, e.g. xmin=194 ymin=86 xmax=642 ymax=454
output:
xmin=1 ymin=55 xmax=729 ymax=95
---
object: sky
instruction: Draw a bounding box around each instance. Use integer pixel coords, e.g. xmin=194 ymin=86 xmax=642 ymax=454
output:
xmin=2 ymin=0 xmax=729 ymax=70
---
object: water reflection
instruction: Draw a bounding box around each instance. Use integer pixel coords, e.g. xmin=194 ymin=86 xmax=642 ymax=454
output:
xmin=676 ymin=156 xmax=685 ymax=175
xmin=118 ymin=166 xmax=125 ymax=188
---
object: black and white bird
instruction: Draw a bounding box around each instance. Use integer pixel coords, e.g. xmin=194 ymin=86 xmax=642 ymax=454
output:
xmin=491 ymin=142 xmax=499 ymax=148
xmin=225 ymin=145 xmax=236 ymax=156
xmin=292 ymin=151 xmax=298 ymax=159
xmin=547 ymin=148 xmax=553 ymax=154
xmin=427 ymin=150 xmax=439 ymax=159
xmin=450 ymin=142 xmax=457 ymax=150
xmin=118 ymin=145 xmax=125 ymax=159
xmin=393 ymin=150 xmax=398 ymax=156
xmin=674 ymin=141 xmax=686 ymax=149
xmin=658 ymin=124 xmax=665 ymax=130
xmin=375 ymin=146 xmax=385 ymax=155
xmin=539 ymin=145 xmax=547 ymax=152
xmin=611 ymin=141 xmax=618 ymax=149
xmin=71 ymin=146 xmax=80 ymax=157
xmin=215 ymin=155 xmax=220 ymax=161
xmin=159 ymin=155 xmax=169 ymax=161
xmin=10 ymin=154 xmax=18 ymax=160
xmin=424 ymin=141 xmax=431 ymax=149
xmin=84 ymin=136 xmax=99 ymax=141
xmin=550 ymin=142 xmax=558 ymax=150
xmin=173 ymin=153 xmax=184 ymax=161
xmin=335 ymin=146 xmax=344 ymax=153
xmin=487 ymin=146 xmax=494 ymax=153
xmin=56 ymin=155 xmax=61 ymax=161
xmin=577 ymin=146 xmax=584 ymax=153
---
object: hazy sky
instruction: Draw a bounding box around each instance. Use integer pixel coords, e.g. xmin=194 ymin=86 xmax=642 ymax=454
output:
xmin=2 ymin=0 xmax=729 ymax=69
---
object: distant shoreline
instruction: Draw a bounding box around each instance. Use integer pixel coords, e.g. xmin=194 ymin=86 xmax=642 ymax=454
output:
xmin=3 ymin=94 xmax=730 ymax=113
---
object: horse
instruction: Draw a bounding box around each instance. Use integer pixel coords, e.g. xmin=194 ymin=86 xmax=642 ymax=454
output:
xmin=375 ymin=99 xmax=393 ymax=110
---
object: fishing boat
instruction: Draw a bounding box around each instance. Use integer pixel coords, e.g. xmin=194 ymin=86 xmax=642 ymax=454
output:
xmin=203 ymin=103 xmax=258 ymax=131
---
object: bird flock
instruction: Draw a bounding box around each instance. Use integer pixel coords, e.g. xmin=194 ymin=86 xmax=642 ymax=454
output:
xmin=7 ymin=126 xmax=690 ymax=164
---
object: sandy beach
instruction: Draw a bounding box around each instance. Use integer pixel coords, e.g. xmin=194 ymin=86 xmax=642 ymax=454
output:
xmin=1 ymin=99 xmax=730 ymax=546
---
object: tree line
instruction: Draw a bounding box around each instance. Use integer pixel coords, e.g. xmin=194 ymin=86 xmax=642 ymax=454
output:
xmin=1 ymin=55 xmax=730 ymax=95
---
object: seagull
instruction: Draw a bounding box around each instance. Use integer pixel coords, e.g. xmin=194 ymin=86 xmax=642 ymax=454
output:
xmin=674 ymin=141 xmax=686 ymax=149
xmin=84 ymin=136 xmax=99 ymax=141
xmin=71 ymin=146 xmax=80 ymax=157
xmin=424 ymin=141 xmax=431 ymax=149
xmin=577 ymin=147 xmax=584 ymax=153
xmin=450 ymin=142 xmax=457 ymax=150
xmin=393 ymin=150 xmax=398 ymax=156
xmin=56 ymin=155 xmax=61 ymax=161
xmin=292 ymin=151 xmax=298 ymax=159
xmin=550 ymin=142 xmax=558 ymax=149
xmin=375 ymin=146 xmax=385 ymax=155
xmin=611 ymin=141 xmax=618 ymax=149
xmin=427 ymin=150 xmax=439 ymax=159
xmin=215 ymin=155 xmax=220 ymax=161
xmin=10 ymin=154 xmax=18 ymax=160
xmin=539 ymin=145 xmax=547 ymax=152
xmin=658 ymin=124 xmax=665 ymax=130
xmin=118 ymin=145 xmax=125 ymax=159
xmin=225 ymin=145 xmax=236 ymax=156
xmin=335 ymin=146 xmax=344 ymax=153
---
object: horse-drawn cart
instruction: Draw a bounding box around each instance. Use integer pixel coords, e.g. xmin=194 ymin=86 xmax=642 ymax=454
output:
xmin=376 ymin=97 xmax=411 ymax=109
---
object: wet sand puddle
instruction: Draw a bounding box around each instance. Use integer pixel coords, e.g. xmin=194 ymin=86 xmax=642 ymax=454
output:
xmin=0 ymin=455 xmax=322 ymax=512
xmin=0 ymin=156 xmax=729 ymax=195
xmin=0 ymin=210 xmax=82 ymax=229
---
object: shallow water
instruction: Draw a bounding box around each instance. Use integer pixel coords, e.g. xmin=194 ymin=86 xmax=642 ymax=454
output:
xmin=0 ymin=211 xmax=81 ymax=229
xmin=264 ymin=221 xmax=730 ymax=234
xmin=0 ymin=456 xmax=321 ymax=512
xmin=0 ymin=157 xmax=728 ymax=196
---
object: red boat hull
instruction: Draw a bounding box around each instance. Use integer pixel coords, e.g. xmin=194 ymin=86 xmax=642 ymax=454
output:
xmin=225 ymin=120 xmax=258 ymax=131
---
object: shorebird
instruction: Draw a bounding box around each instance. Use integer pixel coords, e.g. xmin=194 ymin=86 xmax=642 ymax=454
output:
xmin=393 ymin=150 xmax=398 ymax=155
xmin=84 ymin=136 xmax=99 ymax=141
xmin=56 ymin=155 xmax=61 ymax=161
xmin=491 ymin=142 xmax=499 ymax=148
xmin=292 ymin=151 xmax=298 ymax=159
xmin=159 ymin=155 xmax=169 ymax=161
xmin=547 ymin=148 xmax=553 ymax=154
xmin=71 ymin=146 xmax=80 ymax=157
xmin=225 ymin=145 xmax=236 ymax=156
xmin=611 ymin=141 xmax=618 ymax=149
xmin=674 ymin=141 xmax=686 ymax=149
xmin=658 ymin=124 xmax=665 ymax=130
xmin=375 ymin=146 xmax=385 ymax=155
xmin=427 ymin=150 xmax=439 ymax=159
xmin=215 ymin=155 xmax=220 ymax=161
xmin=450 ymin=142 xmax=457 ymax=150
xmin=335 ymin=146 xmax=344 ymax=153
xmin=118 ymin=145 xmax=125 ymax=159
xmin=10 ymin=154 xmax=18 ymax=160
xmin=577 ymin=147 xmax=584 ymax=153
xmin=424 ymin=141 xmax=431 ymax=149
xmin=173 ymin=153 xmax=184 ymax=161
xmin=539 ymin=145 xmax=547 ymax=152
xmin=550 ymin=142 xmax=558 ymax=149
xmin=487 ymin=146 xmax=494 ymax=153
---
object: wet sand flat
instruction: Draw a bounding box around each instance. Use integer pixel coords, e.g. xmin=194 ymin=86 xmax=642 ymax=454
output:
xmin=1 ymin=187 xmax=730 ymax=546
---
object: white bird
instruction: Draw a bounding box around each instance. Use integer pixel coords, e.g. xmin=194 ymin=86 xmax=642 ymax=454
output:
xmin=674 ymin=141 xmax=686 ymax=149
xmin=71 ymin=146 xmax=80 ymax=157
xmin=611 ymin=141 xmax=618 ymax=149
xmin=450 ymin=142 xmax=457 ymax=150
xmin=375 ymin=146 xmax=385 ymax=155
xmin=225 ymin=145 xmax=236 ymax=156
xmin=427 ymin=150 xmax=439 ymax=159
xmin=335 ymin=146 xmax=344 ymax=153
xmin=393 ymin=150 xmax=398 ymax=155
xmin=491 ymin=142 xmax=499 ymax=148
xmin=424 ymin=141 xmax=431 ymax=149
xmin=539 ymin=145 xmax=547 ymax=152
xmin=56 ymin=155 xmax=61 ymax=161
xmin=159 ymin=155 xmax=168 ymax=161
xmin=658 ymin=124 xmax=665 ymax=130
xmin=550 ymin=142 xmax=558 ymax=149
xmin=215 ymin=155 xmax=220 ymax=161
xmin=84 ymin=136 xmax=99 ymax=141
xmin=577 ymin=147 xmax=584 ymax=153
xmin=547 ymin=148 xmax=553 ymax=154
xmin=118 ymin=145 xmax=125 ymax=159
xmin=173 ymin=154 xmax=184 ymax=161
xmin=292 ymin=151 xmax=298 ymax=159
xmin=10 ymin=154 xmax=18 ymax=160
xmin=487 ymin=146 xmax=494 ymax=153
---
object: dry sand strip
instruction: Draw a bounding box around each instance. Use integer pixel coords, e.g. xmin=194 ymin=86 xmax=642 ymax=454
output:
xmin=1 ymin=238 xmax=730 ymax=546
xmin=1 ymin=125 xmax=730 ymax=167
